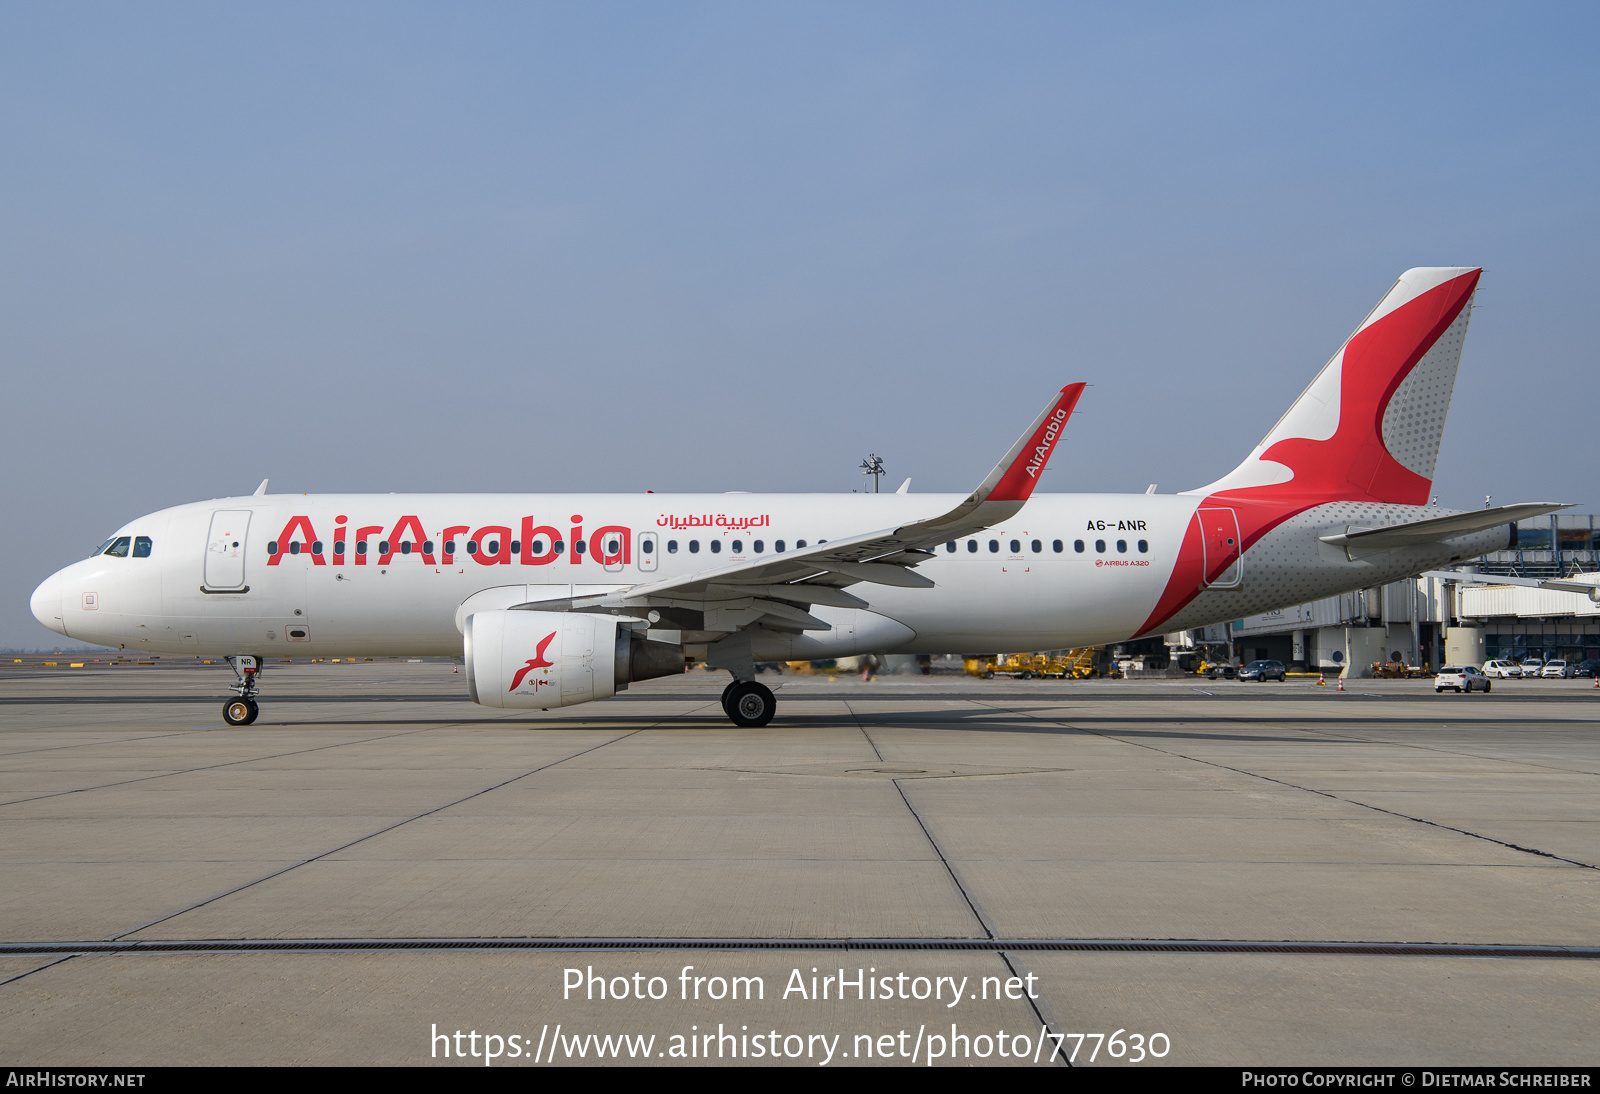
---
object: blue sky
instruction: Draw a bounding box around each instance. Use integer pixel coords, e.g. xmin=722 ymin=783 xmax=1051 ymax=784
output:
xmin=3 ymin=3 xmax=1596 ymax=646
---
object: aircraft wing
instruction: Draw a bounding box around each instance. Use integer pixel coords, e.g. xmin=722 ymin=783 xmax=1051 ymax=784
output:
xmin=1317 ymin=503 xmax=1570 ymax=550
xmin=515 ymin=383 xmax=1086 ymax=631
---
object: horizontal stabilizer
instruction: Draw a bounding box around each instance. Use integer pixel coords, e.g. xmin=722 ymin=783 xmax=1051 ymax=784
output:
xmin=1318 ymin=503 xmax=1570 ymax=549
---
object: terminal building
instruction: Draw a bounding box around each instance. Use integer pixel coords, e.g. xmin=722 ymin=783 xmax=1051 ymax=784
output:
xmin=1161 ymin=513 xmax=1600 ymax=676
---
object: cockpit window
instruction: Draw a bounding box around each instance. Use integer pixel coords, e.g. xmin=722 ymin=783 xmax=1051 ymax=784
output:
xmin=133 ymin=536 xmax=153 ymax=558
xmin=103 ymin=537 xmax=131 ymax=558
xmin=91 ymin=537 xmax=115 ymax=558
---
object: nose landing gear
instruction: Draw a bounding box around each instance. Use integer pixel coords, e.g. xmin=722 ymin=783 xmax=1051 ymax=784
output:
xmin=222 ymin=655 xmax=262 ymax=726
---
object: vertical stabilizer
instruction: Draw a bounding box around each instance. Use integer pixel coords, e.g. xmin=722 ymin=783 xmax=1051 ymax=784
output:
xmin=1188 ymin=267 xmax=1480 ymax=505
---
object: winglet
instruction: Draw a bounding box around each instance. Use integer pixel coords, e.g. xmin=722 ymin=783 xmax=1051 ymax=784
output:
xmin=980 ymin=383 xmax=1085 ymax=503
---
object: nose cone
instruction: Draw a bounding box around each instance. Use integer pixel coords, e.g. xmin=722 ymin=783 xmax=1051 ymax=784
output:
xmin=31 ymin=571 xmax=68 ymax=637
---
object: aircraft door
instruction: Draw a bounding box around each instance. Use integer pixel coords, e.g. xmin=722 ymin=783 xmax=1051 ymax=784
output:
xmin=637 ymin=532 xmax=658 ymax=572
xmin=204 ymin=510 xmax=251 ymax=590
xmin=1196 ymin=507 xmax=1242 ymax=589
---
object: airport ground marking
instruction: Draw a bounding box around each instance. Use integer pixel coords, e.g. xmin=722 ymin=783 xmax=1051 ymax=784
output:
xmin=843 ymin=699 xmax=1071 ymax=1067
xmin=967 ymin=698 xmax=1600 ymax=873
xmin=103 ymin=726 xmax=649 ymax=944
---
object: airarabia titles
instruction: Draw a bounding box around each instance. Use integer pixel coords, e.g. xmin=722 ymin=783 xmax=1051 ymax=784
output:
xmin=262 ymin=512 xmax=773 ymax=569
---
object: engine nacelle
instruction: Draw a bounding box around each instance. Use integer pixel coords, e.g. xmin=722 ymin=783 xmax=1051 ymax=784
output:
xmin=464 ymin=609 xmax=683 ymax=709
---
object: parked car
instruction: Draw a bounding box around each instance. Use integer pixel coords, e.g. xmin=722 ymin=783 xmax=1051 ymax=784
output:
xmin=1519 ymin=659 xmax=1544 ymax=677
xmin=1482 ymin=660 xmax=1523 ymax=679
xmin=1436 ymin=666 xmax=1491 ymax=693
xmin=1569 ymin=659 xmax=1600 ymax=679
xmin=1541 ymin=660 xmax=1570 ymax=679
xmin=1238 ymin=659 xmax=1287 ymax=682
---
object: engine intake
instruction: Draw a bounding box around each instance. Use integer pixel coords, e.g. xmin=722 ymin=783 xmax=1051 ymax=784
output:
xmin=464 ymin=609 xmax=682 ymax=709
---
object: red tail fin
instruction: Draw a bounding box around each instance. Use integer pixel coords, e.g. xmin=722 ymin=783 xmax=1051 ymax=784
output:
xmin=1189 ymin=267 xmax=1480 ymax=506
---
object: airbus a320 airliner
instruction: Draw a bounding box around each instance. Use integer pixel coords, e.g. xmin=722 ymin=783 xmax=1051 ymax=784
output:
xmin=31 ymin=268 xmax=1568 ymax=727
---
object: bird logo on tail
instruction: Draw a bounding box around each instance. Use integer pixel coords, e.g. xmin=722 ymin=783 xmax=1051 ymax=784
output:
xmin=508 ymin=632 xmax=558 ymax=691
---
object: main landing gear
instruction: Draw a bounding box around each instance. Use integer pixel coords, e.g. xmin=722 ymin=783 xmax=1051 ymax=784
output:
xmin=720 ymin=678 xmax=776 ymax=728
xmin=222 ymin=655 xmax=261 ymax=726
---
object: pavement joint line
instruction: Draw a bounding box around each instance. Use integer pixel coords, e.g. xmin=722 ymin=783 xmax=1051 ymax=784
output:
xmin=843 ymin=700 xmax=1070 ymax=1065
xmin=5 ymin=939 xmax=1599 ymax=957
xmin=1111 ymin=694 xmax=1600 ymax=780
xmin=0 ymin=730 xmax=201 ymax=760
xmin=104 ymin=726 xmax=648 ymax=942
xmin=969 ymin=699 xmax=1600 ymax=873
xmin=0 ymin=955 xmax=77 ymax=988
xmin=0 ymin=726 xmax=437 ymax=809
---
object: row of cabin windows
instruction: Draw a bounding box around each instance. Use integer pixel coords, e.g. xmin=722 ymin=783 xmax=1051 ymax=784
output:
xmin=943 ymin=538 xmax=1149 ymax=555
xmin=665 ymin=539 xmax=811 ymax=555
xmin=263 ymin=538 xmax=621 ymax=557
xmin=259 ymin=533 xmax=1149 ymax=560
xmin=97 ymin=536 xmax=154 ymax=558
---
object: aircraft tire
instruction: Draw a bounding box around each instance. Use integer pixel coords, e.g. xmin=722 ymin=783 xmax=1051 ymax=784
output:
xmin=726 ymin=682 xmax=776 ymax=728
xmin=720 ymin=680 xmax=739 ymax=718
xmin=223 ymin=698 xmax=258 ymax=726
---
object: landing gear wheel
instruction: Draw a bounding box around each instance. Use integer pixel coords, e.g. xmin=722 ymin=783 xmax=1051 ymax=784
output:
xmin=720 ymin=680 xmax=739 ymax=718
xmin=725 ymin=681 xmax=776 ymax=728
xmin=223 ymin=697 xmax=258 ymax=726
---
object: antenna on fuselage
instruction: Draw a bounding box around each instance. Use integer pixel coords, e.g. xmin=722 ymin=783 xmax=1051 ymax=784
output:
xmin=253 ymin=479 xmax=269 ymax=496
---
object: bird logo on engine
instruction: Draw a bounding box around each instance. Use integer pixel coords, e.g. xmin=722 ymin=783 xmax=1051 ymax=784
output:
xmin=509 ymin=632 xmax=558 ymax=691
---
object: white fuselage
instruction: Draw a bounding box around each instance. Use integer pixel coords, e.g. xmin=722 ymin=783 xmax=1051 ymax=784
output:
xmin=31 ymin=491 xmax=1508 ymax=660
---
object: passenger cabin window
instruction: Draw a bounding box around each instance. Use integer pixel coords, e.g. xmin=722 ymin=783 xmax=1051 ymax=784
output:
xmin=988 ymin=540 xmax=999 ymax=553
xmin=572 ymin=540 xmax=584 ymax=554
xmin=510 ymin=540 xmax=520 ymax=553
xmin=1117 ymin=539 xmax=1127 ymax=553
xmin=1053 ymin=540 xmax=1063 ymax=552
xmin=444 ymin=540 xmax=456 ymax=554
xmin=553 ymin=540 xmax=565 ymax=554
xmin=289 ymin=542 xmax=302 ymax=555
xmin=1095 ymin=539 xmax=1106 ymax=553
xmin=334 ymin=542 xmax=346 ymax=556
xmin=774 ymin=540 xmax=785 ymax=552
xmin=730 ymin=540 xmax=741 ymax=553
xmin=710 ymin=540 xmax=722 ymax=554
xmin=1138 ymin=539 xmax=1148 ymax=553
xmin=967 ymin=540 xmax=977 ymax=553
xmin=667 ymin=540 xmax=678 ymax=553
xmin=642 ymin=540 xmax=655 ymax=554
xmin=1074 ymin=540 xmax=1084 ymax=552
xmin=356 ymin=541 xmax=368 ymax=555
xmin=1031 ymin=540 xmax=1041 ymax=553
xmin=466 ymin=541 xmax=478 ymax=554
xmin=605 ymin=539 xmax=619 ymax=554
xmin=1009 ymin=539 xmax=1020 ymax=553
xmin=423 ymin=540 xmax=434 ymax=554
xmin=400 ymin=542 xmax=411 ymax=554
xmin=753 ymin=540 xmax=763 ymax=553
xmin=378 ymin=541 xmax=391 ymax=553
xmin=103 ymin=537 xmax=131 ymax=557
xmin=946 ymin=541 xmax=956 ymax=553
xmin=132 ymin=536 xmax=153 ymax=558
xmin=689 ymin=540 xmax=700 ymax=553
xmin=796 ymin=540 xmax=807 ymax=549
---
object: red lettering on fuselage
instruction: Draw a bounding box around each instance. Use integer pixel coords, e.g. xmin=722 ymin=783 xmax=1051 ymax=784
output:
xmin=379 ymin=515 xmax=436 ymax=565
xmin=266 ymin=515 xmax=640 ymax=569
xmin=472 ymin=526 xmax=513 ymax=566
xmin=267 ymin=516 xmax=326 ymax=566
xmin=521 ymin=518 xmax=562 ymax=566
